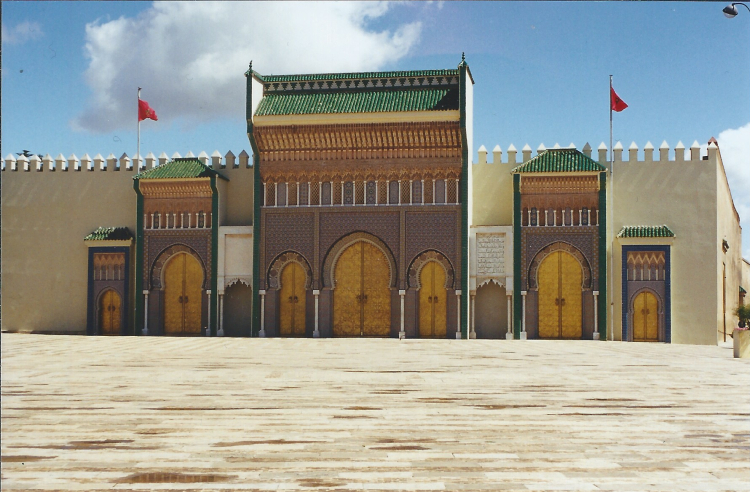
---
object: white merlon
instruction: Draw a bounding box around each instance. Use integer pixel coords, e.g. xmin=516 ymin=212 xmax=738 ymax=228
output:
xmin=613 ymin=141 xmax=623 ymax=162
xmin=185 ymin=150 xmax=196 ymax=158
xmin=629 ymin=141 xmax=638 ymax=150
xmin=145 ymin=152 xmax=155 ymax=169
xmin=492 ymin=145 xmax=502 ymax=165
xmin=172 ymin=151 xmax=182 ymax=159
xmin=660 ymin=141 xmax=670 ymax=161
xmin=158 ymin=152 xmax=169 ymax=166
xmin=537 ymin=143 xmax=546 ymax=153
xmin=675 ymin=141 xmax=685 ymax=162
xmin=56 ymin=153 xmax=66 ymax=171
xmin=568 ymin=142 xmax=576 ymax=149
xmin=80 ymin=154 xmax=90 ymax=172
xmin=43 ymin=154 xmax=53 ymax=172
xmin=614 ymin=141 xmax=623 ymax=150
xmin=211 ymin=150 xmax=223 ymax=168
xmin=508 ymin=143 xmax=517 ymax=152
xmin=198 ymin=151 xmax=209 ymax=165
xmin=106 ymin=153 xmax=117 ymax=171
xmin=120 ymin=153 xmax=131 ymax=170
xmin=92 ymin=154 xmax=103 ymax=171
xmin=582 ymin=142 xmax=592 ymax=158
xmin=30 ymin=155 xmax=42 ymax=171
xmin=644 ymin=141 xmax=654 ymax=149
xmin=19 ymin=154 xmax=29 ymax=171
xmin=477 ymin=145 xmax=488 ymax=164
xmin=239 ymin=150 xmax=250 ymax=167
xmin=598 ymin=142 xmax=607 ymax=150
xmin=553 ymin=143 xmax=561 ymax=149
xmin=522 ymin=144 xmax=532 ymax=162
xmin=628 ymin=142 xmax=638 ymax=162
xmin=690 ymin=140 xmax=701 ymax=161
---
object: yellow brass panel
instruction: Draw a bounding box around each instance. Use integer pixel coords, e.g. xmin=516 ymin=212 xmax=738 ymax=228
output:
xmin=164 ymin=254 xmax=185 ymax=334
xmin=560 ymin=252 xmax=582 ymax=339
xmin=99 ymin=289 xmax=121 ymax=335
xmin=183 ymin=254 xmax=203 ymax=334
xmin=633 ymin=292 xmax=645 ymax=341
xmin=432 ymin=262 xmax=447 ymax=338
xmin=362 ymin=242 xmax=391 ymax=337
xmin=280 ymin=262 xmax=306 ymax=337
xmin=333 ymin=243 xmax=363 ymax=337
xmin=634 ymin=291 xmax=659 ymax=342
xmin=418 ymin=262 xmax=434 ymax=338
xmin=645 ymin=291 xmax=658 ymax=341
xmin=538 ymin=252 xmax=559 ymax=338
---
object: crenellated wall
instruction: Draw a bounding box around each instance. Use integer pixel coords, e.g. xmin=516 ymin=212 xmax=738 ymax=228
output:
xmin=471 ymin=139 xmax=744 ymax=345
xmin=1 ymin=150 xmax=254 ymax=334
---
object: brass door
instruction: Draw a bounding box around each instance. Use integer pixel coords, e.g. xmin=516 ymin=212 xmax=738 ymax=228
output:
xmin=99 ymin=289 xmax=122 ymax=335
xmin=537 ymin=251 xmax=582 ymax=339
xmin=333 ymin=241 xmax=391 ymax=337
xmin=633 ymin=291 xmax=659 ymax=341
xmin=279 ymin=262 xmax=306 ymax=336
xmin=164 ymin=253 xmax=204 ymax=335
xmin=418 ymin=262 xmax=447 ymax=338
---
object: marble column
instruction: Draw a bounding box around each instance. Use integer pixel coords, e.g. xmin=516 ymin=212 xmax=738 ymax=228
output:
xmin=259 ymin=290 xmax=266 ymax=337
xmin=521 ymin=290 xmax=527 ymax=340
xmin=470 ymin=292 xmax=476 ymax=339
xmin=142 ymin=290 xmax=149 ymax=336
xmin=313 ymin=290 xmax=320 ymax=338
xmin=455 ymin=290 xmax=462 ymax=339
xmin=206 ymin=290 xmax=212 ymax=336
xmin=218 ymin=293 xmax=225 ymax=337
xmin=399 ymin=290 xmax=406 ymax=339
xmin=593 ymin=290 xmax=600 ymax=340
xmin=506 ymin=293 xmax=513 ymax=340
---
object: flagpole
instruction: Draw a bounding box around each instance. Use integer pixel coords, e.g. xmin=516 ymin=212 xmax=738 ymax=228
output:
xmin=609 ymin=75 xmax=615 ymax=342
xmin=137 ymin=87 xmax=141 ymax=170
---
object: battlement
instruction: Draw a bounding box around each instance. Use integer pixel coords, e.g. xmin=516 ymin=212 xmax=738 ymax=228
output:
xmin=473 ymin=140 xmax=718 ymax=165
xmin=3 ymin=150 xmax=252 ymax=172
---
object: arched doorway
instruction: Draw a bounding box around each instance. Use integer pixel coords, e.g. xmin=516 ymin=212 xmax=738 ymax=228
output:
xmin=538 ymin=250 xmax=582 ymax=339
xmin=279 ymin=262 xmax=306 ymax=336
xmin=418 ymin=261 xmax=447 ymax=338
xmin=475 ymin=281 xmax=507 ymax=339
xmin=163 ymin=252 xmax=203 ymax=335
xmin=98 ymin=289 xmax=122 ymax=335
xmin=333 ymin=241 xmax=391 ymax=337
xmin=633 ymin=290 xmax=659 ymax=342
xmin=223 ymin=281 xmax=252 ymax=337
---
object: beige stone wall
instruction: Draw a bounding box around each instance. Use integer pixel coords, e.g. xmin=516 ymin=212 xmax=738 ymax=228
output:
xmin=471 ymin=147 xmax=514 ymax=226
xmin=611 ymin=146 xmax=720 ymax=344
xmin=1 ymin=165 xmax=137 ymax=333
xmin=715 ymin=151 xmax=743 ymax=336
xmin=1 ymin=152 xmax=254 ymax=334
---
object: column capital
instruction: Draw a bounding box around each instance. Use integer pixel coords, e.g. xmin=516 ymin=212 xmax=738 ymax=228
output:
xmin=521 ymin=290 xmax=527 ymax=296
xmin=313 ymin=290 xmax=320 ymax=295
xmin=593 ymin=290 xmax=599 ymax=296
xmin=455 ymin=290 xmax=462 ymax=296
xmin=399 ymin=290 xmax=406 ymax=296
xmin=142 ymin=290 xmax=150 ymax=295
xmin=259 ymin=289 xmax=266 ymax=295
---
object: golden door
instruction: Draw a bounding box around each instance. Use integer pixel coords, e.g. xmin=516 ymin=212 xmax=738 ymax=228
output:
xmin=279 ymin=262 xmax=306 ymax=336
xmin=633 ymin=291 xmax=659 ymax=341
xmin=99 ymin=289 xmax=122 ymax=335
xmin=418 ymin=262 xmax=447 ymax=338
xmin=333 ymin=241 xmax=391 ymax=337
xmin=164 ymin=253 xmax=204 ymax=335
xmin=537 ymin=251 xmax=582 ymax=339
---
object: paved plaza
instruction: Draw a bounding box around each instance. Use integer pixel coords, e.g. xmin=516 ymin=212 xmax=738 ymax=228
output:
xmin=1 ymin=333 xmax=749 ymax=491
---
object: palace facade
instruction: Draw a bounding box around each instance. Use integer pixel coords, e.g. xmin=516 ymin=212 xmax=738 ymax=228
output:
xmin=2 ymin=60 xmax=746 ymax=344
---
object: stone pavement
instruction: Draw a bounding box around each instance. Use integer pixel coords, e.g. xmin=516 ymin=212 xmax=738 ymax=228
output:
xmin=1 ymin=333 xmax=749 ymax=491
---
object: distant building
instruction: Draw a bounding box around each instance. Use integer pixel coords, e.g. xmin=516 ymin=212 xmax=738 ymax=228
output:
xmin=1 ymin=60 xmax=745 ymax=344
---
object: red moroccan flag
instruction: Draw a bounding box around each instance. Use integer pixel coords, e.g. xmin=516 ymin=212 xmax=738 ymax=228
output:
xmin=610 ymin=87 xmax=628 ymax=112
xmin=138 ymin=99 xmax=158 ymax=121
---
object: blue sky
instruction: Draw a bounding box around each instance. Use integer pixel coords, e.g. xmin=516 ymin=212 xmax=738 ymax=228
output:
xmin=2 ymin=1 xmax=749 ymax=255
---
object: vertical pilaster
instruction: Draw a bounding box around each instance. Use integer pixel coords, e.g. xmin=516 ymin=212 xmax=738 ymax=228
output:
xmin=399 ymin=290 xmax=406 ymax=339
xmin=259 ymin=290 xmax=266 ymax=337
xmin=506 ymin=294 xmax=513 ymax=340
xmin=313 ymin=290 xmax=320 ymax=338
xmin=455 ymin=290 xmax=462 ymax=339
xmin=521 ymin=290 xmax=527 ymax=340
xmin=218 ymin=293 xmax=225 ymax=337
xmin=142 ymin=290 xmax=149 ymax=335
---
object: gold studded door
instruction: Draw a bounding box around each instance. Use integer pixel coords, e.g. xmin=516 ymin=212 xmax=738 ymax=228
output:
xmin=361 ymin=242 xmax=391 ymax=337
xmin=99 ymin=289 xmax=121 ymax=335
xmin=419 ymin=262 xmax=447 ymax=338
xmin=333 ymin=243 xmax=363 ymax=337
xmin=537 ymin=251 xmax=582 ymax=339
xmin=164 ymin=253 xmax=204 ymax=335
xmin=633 ymin=291 xmax=659 ymax=342
xmin=280 ymin=262 xmax=306 ymax=337
xmin=537 ymin=253 xmax=560 ymax=338
xmin=559 ymin=252 xmax=582 ymax=338
xmin=334 ymin=241 xmax=392 ymax=337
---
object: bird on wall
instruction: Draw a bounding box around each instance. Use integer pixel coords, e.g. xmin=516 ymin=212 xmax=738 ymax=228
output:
xmin=16 ymin=150 xmax=42 ymax=158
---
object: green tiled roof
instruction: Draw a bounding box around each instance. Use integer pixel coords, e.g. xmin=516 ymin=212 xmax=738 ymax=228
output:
xmin=133 ymin=158 xmax=226 ymax=180
xmin=511 ymin=149 xmax=606 ymax=173
xmin=617 ymin=225 xmax=675 ymax=238
xmin=84 ymin=227 xmax=133 ymax=241
xmin=258 ymin=69 xmax=459 ymax=83
xmin=255 ymin=88 xmax=457 ymax=116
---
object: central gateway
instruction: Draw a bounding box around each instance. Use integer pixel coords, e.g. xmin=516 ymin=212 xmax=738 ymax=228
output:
xmin=333 ymin=241 xmax=391 ymax=337
xmin=248 ymin=61 xmax=473 ymax=337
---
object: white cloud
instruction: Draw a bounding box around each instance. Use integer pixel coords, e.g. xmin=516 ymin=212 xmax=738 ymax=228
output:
xmin=717 ymin=122 xmax=750 ymax=259
xmin=2 ymin=21 xmax=44 ymax=45
xmin=72 ymin=2 xmax=421 ymax=133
